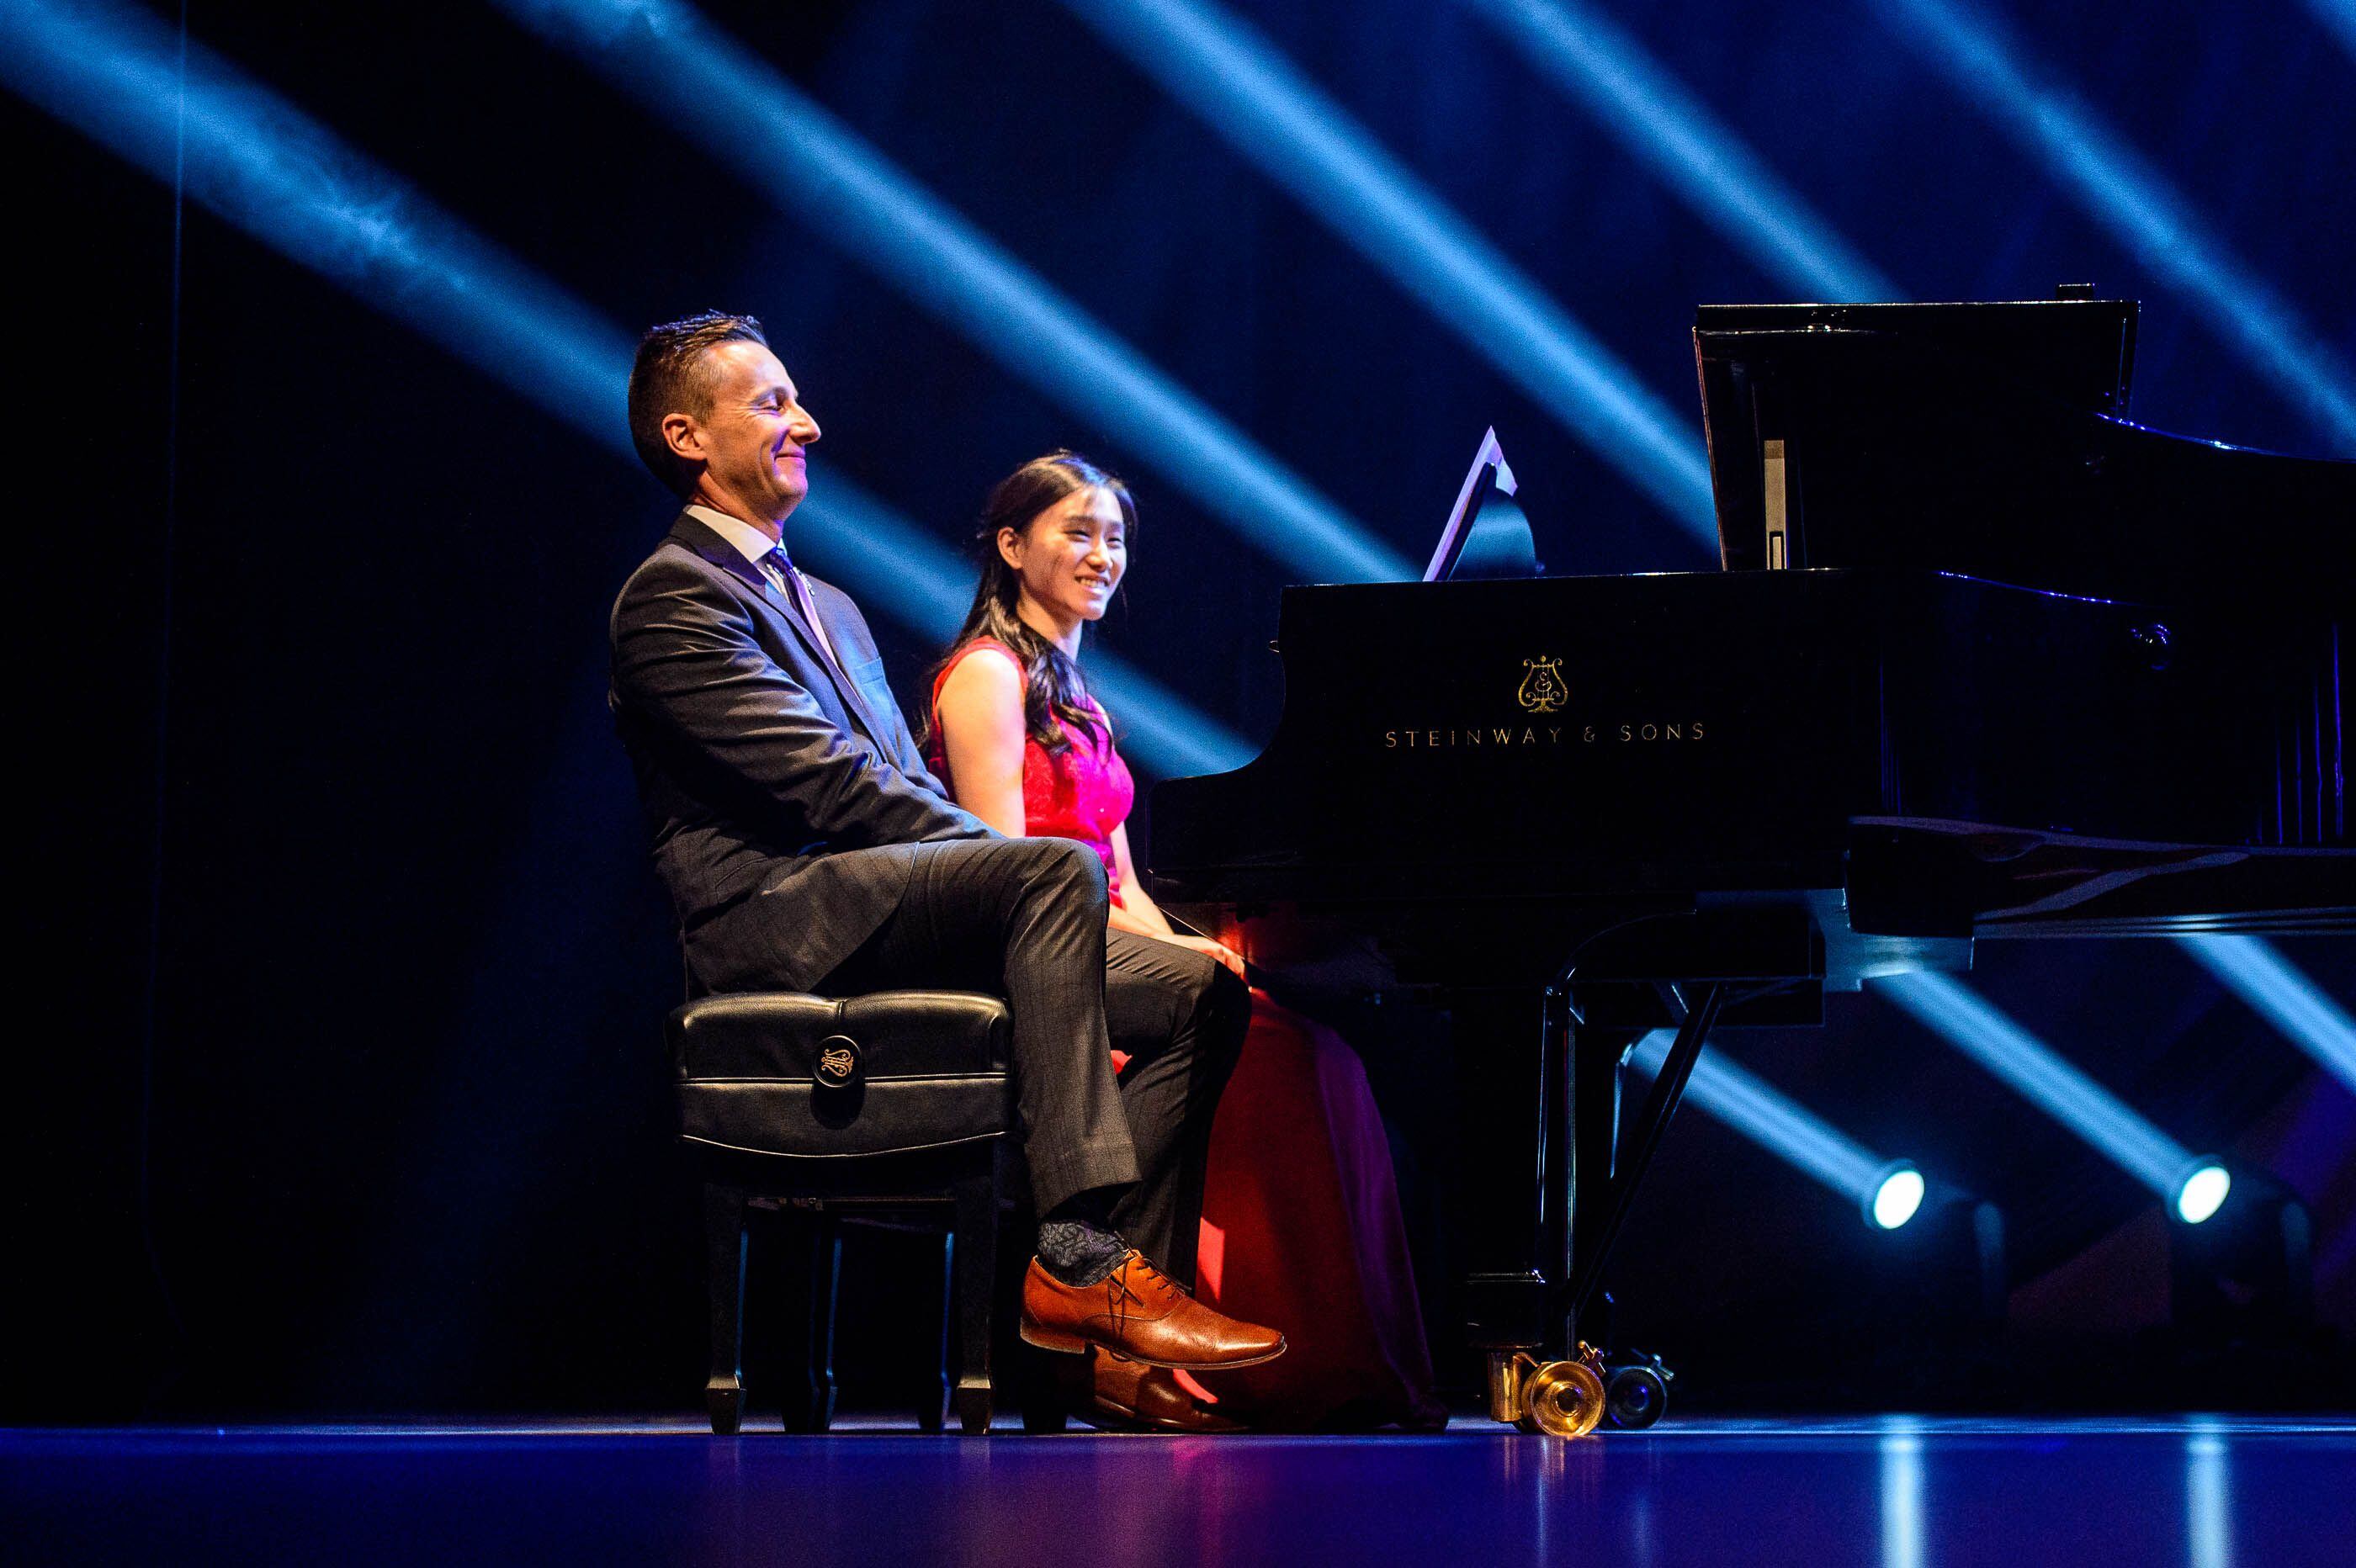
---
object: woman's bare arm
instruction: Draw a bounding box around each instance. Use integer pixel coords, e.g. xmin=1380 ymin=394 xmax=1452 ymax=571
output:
xmin=933 ymin=648 xmax=1030 ymax=838
xmin=1112 ymin=822 xmax=1244 ymax=978
xmin=1109 ymin=824 xmax=1175 ymax=935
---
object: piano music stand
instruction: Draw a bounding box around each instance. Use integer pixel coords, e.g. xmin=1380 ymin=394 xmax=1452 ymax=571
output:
xmin=1425 ymin=428 xmax=1541 ymax=582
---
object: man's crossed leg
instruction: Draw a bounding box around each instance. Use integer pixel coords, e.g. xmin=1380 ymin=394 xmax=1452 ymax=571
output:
xmin=812 ymin=835 xmax=1277 ymax=1372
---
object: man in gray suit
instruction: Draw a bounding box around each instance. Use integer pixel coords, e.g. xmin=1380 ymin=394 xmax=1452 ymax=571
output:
xmin=610 ymin=313 xmax=1281 ymax=1389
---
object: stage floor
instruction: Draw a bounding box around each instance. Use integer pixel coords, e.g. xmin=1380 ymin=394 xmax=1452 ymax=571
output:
xmin=7 ymin=1414 xmax=2353 ymax=1565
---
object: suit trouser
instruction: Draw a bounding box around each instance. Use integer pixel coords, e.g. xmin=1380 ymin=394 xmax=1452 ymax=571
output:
xmin=814 ymin=836 xmax=1249 ymax=1285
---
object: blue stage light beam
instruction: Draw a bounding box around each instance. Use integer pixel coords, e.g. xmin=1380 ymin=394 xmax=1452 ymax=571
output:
xmin=2302 ymin=0 xmax=2356 ymax=67
xmin=1057 ymin=0 xmax=1718 ymax=547
xmin=2179 ymin=935 xmax=2356 ymax=1097
xmin=1873 ymin=0 xmax=2356 ymax=449
xmin=0 ymin=0 xmax=1250 ymax=784
xmin=0 ymin=0 xmax=636 ymax=436
xmin=491 ymin=0 xmax=1408 ymax=588
xmin=1876 ymin=970 xmax=2231 ymax=1223
xmin=1629 ymin=1030 xmax=1925 ymax=1228
xmin=1456 ymin=0 xmax=1899 ymax=305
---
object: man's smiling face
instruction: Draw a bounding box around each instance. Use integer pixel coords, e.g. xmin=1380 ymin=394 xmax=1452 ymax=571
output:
xmin=676 ymin=340 xmax=821 ymax=527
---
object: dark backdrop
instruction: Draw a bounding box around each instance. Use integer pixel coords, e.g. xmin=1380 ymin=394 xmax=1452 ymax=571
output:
xmin=13 ymin=0 xmax=2352 ymax=1419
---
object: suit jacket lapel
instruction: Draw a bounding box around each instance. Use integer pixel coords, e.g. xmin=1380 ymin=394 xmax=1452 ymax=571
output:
xmin=670 ymin=514 xmax=770 ymax=593
xmin=796 ymin=573 xmax=905 ymax=759
xmin=666 ymin=514 xmax=889 ymax=746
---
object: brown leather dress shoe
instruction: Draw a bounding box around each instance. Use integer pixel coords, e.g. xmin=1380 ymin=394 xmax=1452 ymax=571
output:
xmin=1020 ymin=1249 xmax=1287 ymax=1369
xmin=1086 ymin=1350 xmax=1246 ymax=1433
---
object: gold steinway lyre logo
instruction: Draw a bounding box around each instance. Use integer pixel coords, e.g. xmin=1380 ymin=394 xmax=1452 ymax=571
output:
xmin=819 ymin=1046 xmax=857 ymax=1081
xmin=1517 ymin=656 xmax=1567 ymax=714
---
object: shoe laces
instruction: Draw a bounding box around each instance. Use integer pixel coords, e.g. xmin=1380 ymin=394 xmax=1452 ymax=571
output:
xmin=1101 ymin=1269 xmax=1144 ymax=1331
xmin=1101 ymin=1254 xmax=1181 ymax=1330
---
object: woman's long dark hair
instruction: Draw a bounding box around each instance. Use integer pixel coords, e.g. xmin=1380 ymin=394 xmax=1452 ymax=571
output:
xmin=925 ymin=451 xmax=1135 ymax=757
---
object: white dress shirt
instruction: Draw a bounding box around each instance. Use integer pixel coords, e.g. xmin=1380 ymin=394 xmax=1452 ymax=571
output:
xmin=686 ymin=503 xmax=784 ymax=576
xmin=685 ymin=503 xmax=845 ymax=672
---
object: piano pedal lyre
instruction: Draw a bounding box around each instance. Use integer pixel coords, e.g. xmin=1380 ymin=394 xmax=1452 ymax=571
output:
xmin=1486 ymin=1345 xmax=1609 ymax=1438
xmin=1761 ymin=437 xmax=1790 ymax=570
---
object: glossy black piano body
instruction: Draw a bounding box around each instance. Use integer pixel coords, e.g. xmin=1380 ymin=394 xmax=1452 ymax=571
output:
xmin=1155 ymin=569 xmax=2347 ymax=928
xmin=1147 ymin=299 xmax=2353 ymax=1412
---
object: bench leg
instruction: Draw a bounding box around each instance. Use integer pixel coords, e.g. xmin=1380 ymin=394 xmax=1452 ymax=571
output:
xmin=786 ymin=1209 xmax=841 ymax=1433
xmin=704 ymin=1182 xmax=747 ymax=1436
xmin=918 ymin=1229 xmax=951 ymax=1433
xmin=952 ymin=1168 xmax=998 ymax=1434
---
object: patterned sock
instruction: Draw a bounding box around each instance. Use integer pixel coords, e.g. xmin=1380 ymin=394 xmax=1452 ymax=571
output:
xmin=1037 ymin=1215 xmax=1128 ymax=1286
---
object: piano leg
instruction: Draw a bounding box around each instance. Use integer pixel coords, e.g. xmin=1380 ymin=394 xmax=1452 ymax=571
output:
xmin=1540 ymin=988 xmax=1575 ymax=1350
xmin=1447 ymin=986 xmax=1556 ymax=1418
xmin=1565 ymin=984 xmax=1726 ymax=1332
xmin=1568 ymin=1021 xmax=1639 ymax=1352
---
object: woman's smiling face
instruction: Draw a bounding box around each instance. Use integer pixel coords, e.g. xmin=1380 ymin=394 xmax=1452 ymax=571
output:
xmin=1001 ymin=484 xmax=1128 ymax=631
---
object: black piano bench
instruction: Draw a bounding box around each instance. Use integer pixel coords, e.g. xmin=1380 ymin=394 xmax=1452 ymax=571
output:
xmin=670 ymin=989 xmax=1021 ymax=1437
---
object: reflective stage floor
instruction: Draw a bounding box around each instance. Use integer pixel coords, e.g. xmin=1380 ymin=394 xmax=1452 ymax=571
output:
xmin=7 ymin=1415 xmax=2353 ymax=1565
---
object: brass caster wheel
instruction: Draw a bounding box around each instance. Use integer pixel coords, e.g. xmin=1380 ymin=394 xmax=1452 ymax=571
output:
xmin=1486 ymin=1350 xmax=1538 ymax=1426
xmin=1520 ymin=1359 xmax=1608 ymax=1438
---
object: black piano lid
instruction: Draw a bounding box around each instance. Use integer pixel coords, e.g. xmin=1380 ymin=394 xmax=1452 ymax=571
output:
xmin=1692 ymin=299 xmax=2356 ymax=607
xmin=1695 ymin=299 xmax=2141 ymax=414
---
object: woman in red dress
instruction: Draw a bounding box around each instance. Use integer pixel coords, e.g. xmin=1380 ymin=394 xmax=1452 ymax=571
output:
xmin=925 ymin=452 xmax=1445 ymax=1433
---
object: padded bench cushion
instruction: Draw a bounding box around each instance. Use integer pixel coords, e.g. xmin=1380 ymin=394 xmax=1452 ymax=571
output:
xmin=670 ymin=990 xmax=1013 ymax=1159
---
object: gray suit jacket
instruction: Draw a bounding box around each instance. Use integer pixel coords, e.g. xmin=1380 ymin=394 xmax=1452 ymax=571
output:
xmin=610 ymin=511 xmax=994 ymax=993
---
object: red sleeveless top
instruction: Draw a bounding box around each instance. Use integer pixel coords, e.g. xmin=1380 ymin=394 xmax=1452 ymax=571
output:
xmin=926 ymin=638 xmax=1136 ymax=903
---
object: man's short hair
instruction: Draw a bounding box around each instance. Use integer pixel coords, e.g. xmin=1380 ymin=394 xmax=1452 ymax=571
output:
xmin=627 ymin=311 xmax=770 ymax=495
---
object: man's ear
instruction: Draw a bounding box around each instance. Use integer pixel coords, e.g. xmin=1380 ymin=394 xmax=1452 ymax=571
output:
xmin=661 ymin=411 xmax=704 ymax=465
xmin=995 ymin=525 xmax=1024 ymax=571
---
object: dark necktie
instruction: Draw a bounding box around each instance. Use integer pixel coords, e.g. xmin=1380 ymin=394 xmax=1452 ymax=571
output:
xmin=761 ymin=544 xmax=846 ymax=679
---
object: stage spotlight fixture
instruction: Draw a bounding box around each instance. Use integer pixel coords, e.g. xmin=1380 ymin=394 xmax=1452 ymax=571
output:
xmin=0 ymin=0 xmax=1250 ymax=786
xmin=2174 ymin=1163 xmax=2231 ymax=1226
xmin=494 ymin=0 xmax=1409 ymax=587
xmin=1629 ymin=1030 xmax=1926 ymax=1229
xmin=1456 ymin=0 xmax=1898 ymax=304
xmin=1872 ymin=0 xmax=2356 ymax=446
xmin=1875 ymin=971 xmax=2232 ymax=1224
xmin=2178 ymin=935 xmax=2356 ymax=1096
xmin=1057 ymin=0 xmax=1717 ymax=546
xmin=1872 ymin=1165 xmax=1927 ymax=1231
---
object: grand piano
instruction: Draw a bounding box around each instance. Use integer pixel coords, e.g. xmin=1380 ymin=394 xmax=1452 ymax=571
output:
xmin=1147 ymin=298 xmax=2353 ymax=1434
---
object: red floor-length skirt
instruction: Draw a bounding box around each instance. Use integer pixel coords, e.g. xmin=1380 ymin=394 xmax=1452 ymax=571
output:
xmin=1186 ymin=992 xmax=1447 ymax=1430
